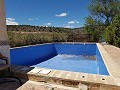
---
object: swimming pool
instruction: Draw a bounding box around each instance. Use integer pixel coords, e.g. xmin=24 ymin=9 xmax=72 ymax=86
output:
xmin=10 ymin=43 xmax=109 ymax=75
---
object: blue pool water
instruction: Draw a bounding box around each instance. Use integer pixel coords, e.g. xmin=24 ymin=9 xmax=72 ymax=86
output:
xmin=33 ymin=54 xmax=98 ymax=74
xmin=10 ymin=43 xmax=109 ymax=75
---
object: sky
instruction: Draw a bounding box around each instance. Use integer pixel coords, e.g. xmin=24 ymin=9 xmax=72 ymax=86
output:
xmin=5 ymin=0 xmax=91 ymax=28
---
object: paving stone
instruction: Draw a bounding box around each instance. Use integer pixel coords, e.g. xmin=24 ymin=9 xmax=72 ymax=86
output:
xmin=16 ymin=81 xmax=79 ymax=90
xmin=75 ymin=73 xmax=88 ymax=82
xmin=100 ymin=85 xmax=120 ymax=90
xmin=48 ymin=70 xmax=57 ymax=76
xmin=66 ymin=72 xmax=77 ymax=80
xmin=96 ymin=75 xmax=107 ymax=84
xmin=60 ymin=71 xmax=69 ymax=78
xmin=99 ymin=44 xmax=120 ymax=79
xmin=87 ymin=74 xmax=96 ymax=83
xmin=52 ymin=70 xmax=63 ymax=77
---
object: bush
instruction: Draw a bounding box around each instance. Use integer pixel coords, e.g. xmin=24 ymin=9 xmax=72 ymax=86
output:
xmin=105 ymin=15 xmax=120 ymax=47
xmin=7 ymin=31 xmax=68 ymax=47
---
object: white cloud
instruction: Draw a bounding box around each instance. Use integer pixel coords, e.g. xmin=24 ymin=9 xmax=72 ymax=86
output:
xmin=28 ymin=18 xmax=39 ymax=21
xmin=46 ymin=23 xmax=51 ymax=25
xmin=6 ymin=18 xmax=19 ymax=25
xmin=64 ymin=25 xmax=73 ymax=28
xmin=68 ymin=21 xmax=75 ymax=24
xmin=68 ymin=20 xmax=79 ymax=24
xmin=45 ymin=26 xmax=48 ymax=27
xmin=75 ymin=20 xmax=79 ymax=23
xmin=28 ymin=18 xmax=34 ymax=20
xmin=56 ymin=13 xmax=67 ymax=17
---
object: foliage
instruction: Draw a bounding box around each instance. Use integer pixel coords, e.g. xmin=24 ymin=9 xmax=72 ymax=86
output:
xmin=7 ymin=25 xmax=91 ymax=47
xmin=7 ymin=31 xmax=68 ymax=47
xmin=105 ymin=15 xmax=120 ymax=47
xmin=85 ymin=0 xmax=120 ymax=44
xmin=89 ymin=0 xmax=120 ymax=26
xmin=84 ymin=16 xmax=105 ymax=42
xmin=7 ymin=25 xmax=72 ymax=33
xmin=53 ymin=32 xmax=68 ymax=42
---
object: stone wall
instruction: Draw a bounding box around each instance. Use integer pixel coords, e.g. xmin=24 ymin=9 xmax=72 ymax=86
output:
xmin=0 ymin=0 xmax=10 ymax=63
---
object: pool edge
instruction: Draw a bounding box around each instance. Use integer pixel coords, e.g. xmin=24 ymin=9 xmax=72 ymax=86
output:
xmin=10 ymin=43 xmax=120 ymax=89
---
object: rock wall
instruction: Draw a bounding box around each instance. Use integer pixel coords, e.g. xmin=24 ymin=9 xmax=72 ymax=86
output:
xmin=0 ymin=0 xmax=10 ymax=63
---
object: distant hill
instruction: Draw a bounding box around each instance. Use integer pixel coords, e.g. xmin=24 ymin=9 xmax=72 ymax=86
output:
xmin=7 ymin=25 xmax=89 ymax=47
xmin=7 ymin=25 xmax=84 ymax=33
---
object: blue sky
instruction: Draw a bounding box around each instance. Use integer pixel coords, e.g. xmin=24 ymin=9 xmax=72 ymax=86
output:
xmin=5 ymin=0 xmax=91 ymax=28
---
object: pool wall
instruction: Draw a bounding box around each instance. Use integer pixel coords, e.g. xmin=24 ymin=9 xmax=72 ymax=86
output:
xmin=10 ymin=43 xmax=109 ymax=75
xmin=54 ymin=44 xmax=96 ymax=55
xmin=96 ymin=46 xmax=109 ymax=75
xmin=10 ymin=44 xmax=57 ymax=66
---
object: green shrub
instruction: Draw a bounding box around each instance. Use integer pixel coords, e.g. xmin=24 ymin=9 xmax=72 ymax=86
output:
xmin=7 ymin=31 xmax=68 ymax=47
xmin=105 ymin=15 xmax=120 ymax=47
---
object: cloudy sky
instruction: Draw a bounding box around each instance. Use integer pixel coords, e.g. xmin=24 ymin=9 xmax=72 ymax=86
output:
xmin=5 ymin=0 xmax=91 ymax=28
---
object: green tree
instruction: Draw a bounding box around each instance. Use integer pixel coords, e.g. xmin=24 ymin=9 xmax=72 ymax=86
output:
xmin=84 ymin=16 xmax=104 ymax=42
xmin=89 ymin=0 xmax=120 ymax=26
xmin=105 ymin=15 xmax=120 ymax=47
xmin=85 ymin=0 xmax=120 ymax=43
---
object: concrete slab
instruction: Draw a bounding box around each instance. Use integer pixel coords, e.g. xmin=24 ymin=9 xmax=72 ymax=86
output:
xmin=97 ymin=44 xmax=120 ymax=79
xmin=38 ymin=69 xmax=51 ymax=75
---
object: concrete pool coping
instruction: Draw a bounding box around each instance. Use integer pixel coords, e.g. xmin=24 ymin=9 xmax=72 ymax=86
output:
xmin=10 ymin=42 xmax=96 ymax=49
xmin=97 ymin=43 xmax=118 ymax=78
xmin=10 ymin=43 xmax=120 ymax=89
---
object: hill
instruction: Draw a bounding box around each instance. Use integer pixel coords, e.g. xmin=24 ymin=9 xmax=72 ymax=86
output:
xmin=7 ymin=25 xmax=89 ymax=47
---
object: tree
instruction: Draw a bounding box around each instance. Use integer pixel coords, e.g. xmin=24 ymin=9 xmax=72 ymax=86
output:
xmin=89 ymin=0 xmax=120 ymax=26
xmin=84 ymin=16 xmax=105 ymax=42
xmin=84 ymin=0 xmax=120 ymax=43
xmin=105 ymin=15 xmax=120 ymax=47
